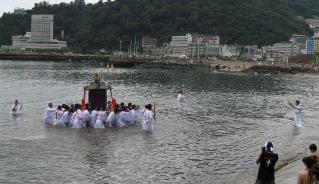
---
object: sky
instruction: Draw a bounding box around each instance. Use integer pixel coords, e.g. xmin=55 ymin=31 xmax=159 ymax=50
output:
xmin=0 ymin=0 xmax=100 ymax=16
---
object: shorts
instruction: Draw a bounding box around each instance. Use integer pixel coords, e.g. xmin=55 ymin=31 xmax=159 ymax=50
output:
xmin=255 ymin=179 xmax=275 ymax=184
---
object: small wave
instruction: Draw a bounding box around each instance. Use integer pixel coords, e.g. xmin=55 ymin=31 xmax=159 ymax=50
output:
xmin=11 ymin=134 xmax=46 ymax=141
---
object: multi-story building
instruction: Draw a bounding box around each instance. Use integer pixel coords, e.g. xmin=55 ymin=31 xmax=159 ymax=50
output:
xmin=290 ymin=34 xmax=307 ymax=53
xmin=208 ymin=36 xmax=220 ymax=45
xmin=142 ymin=36 xmax=157 ymax=48
xmin=142 ymin=36 xmax=157 ymax=55
xmin=187 ymin=40 xmax=206 ymax=58
xmin=13 ymin=8 xmax=27 ymax=15
xmin=205 ymin=45 xmax=222 ymax=57
xmin=314 ymin=33 xmax=319 ymax=54
xmin=170 ymin=33 xmax=192 ymax=57
xmin=306 ymin=36 xmax=314 ymax=55
xmin=2 ymin=14 xmax=67 ymax=50
xmin=262 ymin=42 xmax=300 ymax=57
xmin=31 ymin=15 xmax=54 ymax=42
xmin=306 ymin=19 xmax=319 ymax=33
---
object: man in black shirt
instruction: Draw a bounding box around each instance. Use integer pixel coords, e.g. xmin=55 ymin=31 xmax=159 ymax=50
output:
xmin=255 ymin=142 xmax=279 ymax=184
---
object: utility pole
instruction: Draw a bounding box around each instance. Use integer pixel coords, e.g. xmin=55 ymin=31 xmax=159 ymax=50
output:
xmin=134 ymin=35 xmax=137 ymax=56
xmin=119 ymin=40 xmax=122 ymax=56
xmin=130 ymin=40 xmax=132 ymax=57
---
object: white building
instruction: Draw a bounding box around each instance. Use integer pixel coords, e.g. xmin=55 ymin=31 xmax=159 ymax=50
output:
xmin=306 ymin=19 xmax=319 ymax=32
xmin=1 ymin=14 xmax=67 ymax=50
xmin=31 ymin=15 xmax=54 ymax=42
xmin=187 ymin=41 xmax=206 ymax=58
xmin=262 ymin=42 xmax=300 ymax=58
xmin=208 ymin=36 xmax=220 ymax=45
xmin=170 ymin=33 xmax=192 ymax=57
xmin=205 ymin=45 xmax=222 ymax=57
xmin=221 ymin=45 xmax=239 ymax=58
xmin=290 ymin=34 xmax=307 ymax=54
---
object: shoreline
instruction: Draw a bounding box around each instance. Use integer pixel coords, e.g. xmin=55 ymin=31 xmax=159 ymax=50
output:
xmin=0 ymin=52 xmax=319 ymax=74
xmin=275 ymin=158 xmax=303 ymax=184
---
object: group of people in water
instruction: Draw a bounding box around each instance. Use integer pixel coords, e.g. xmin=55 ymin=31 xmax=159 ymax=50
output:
xmin=43 ymin=101 xmax=154 ymax=131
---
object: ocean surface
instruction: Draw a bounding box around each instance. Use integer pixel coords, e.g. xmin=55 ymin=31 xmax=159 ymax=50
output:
xmin=0 ymin=60 xmax=318 ymax=184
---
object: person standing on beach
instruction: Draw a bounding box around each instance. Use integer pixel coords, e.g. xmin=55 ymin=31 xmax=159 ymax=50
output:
xmin=309 ymin=144 xmax=319 ymax=164
xmin=255 ymin=142 xmax=278 ymax=184
xmin=297 ymin=156 xmax=317 ymax=184
xmin=288 ymin=101 xmax=303 ymax=128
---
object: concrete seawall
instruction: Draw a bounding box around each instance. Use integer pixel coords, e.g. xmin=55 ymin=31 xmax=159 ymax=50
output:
xmin=1 ymin=53 xmax=318 ymax=74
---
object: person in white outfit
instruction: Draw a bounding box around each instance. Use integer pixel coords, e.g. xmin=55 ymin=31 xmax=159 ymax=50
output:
xmin=82 ymin=104 xmax=91 ymax=128
xmin=119 ymin=106 xmax=131 ymax=125
xmin=94 ymin=107 xmax=106 ymax=129
xmin=128 ymin=105 xmax=138 ymax=126
xmin=90 ymin=107 xmax=98 ymax=128
xmin=107 ymin=107 xmax=126 ymax=128
xmin=59 ymin=106 xmax=70 ymax=127
xmin=11 ymin=99 xmax=22 ymax=115
xmin=177 ymin=90 xmax=185 ymax=102
xmin=44 ymin=103 xmax=56 ymax=125
xmin=142 ymin=104 xmax=154 ymax=131
xmin=288 ymin=100 xmax=303 ymax=128
xmin=69 ymin=108 xmax=75 ymax=128
xmin=54 ymin=106 xmax=64 ymax=126
xmin=73 ymin=104 xmax=84 ymax=129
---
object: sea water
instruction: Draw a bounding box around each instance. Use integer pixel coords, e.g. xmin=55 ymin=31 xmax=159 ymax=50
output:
xmin=0 ymin=60 xmax=318 ymax=183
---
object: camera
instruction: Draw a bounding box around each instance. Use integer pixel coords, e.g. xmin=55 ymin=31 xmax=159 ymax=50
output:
xmin=261 ymin=146 xmax=266 ymax=153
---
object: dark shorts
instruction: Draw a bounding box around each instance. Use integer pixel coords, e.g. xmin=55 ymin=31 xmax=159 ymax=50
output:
xmin=255 ymin=179 xmax=275 ymax=184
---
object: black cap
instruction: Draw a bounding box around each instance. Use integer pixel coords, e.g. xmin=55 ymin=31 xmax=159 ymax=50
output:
xmin=265 ymin=142 xmax=273 ymax=151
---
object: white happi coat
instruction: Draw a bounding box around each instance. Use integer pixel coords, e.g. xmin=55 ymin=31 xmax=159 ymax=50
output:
xmin=44 ymin=107 xmax=56 ymax=125
xmin=83 ymin=110 xmax=91 ymax=126
xmin=54 ymin=110 xmax=64 ymax=126
xmin=141 ymin=109 xmax=153 ymax=131
xmin=128 ymin=109 xmax=138 ymax=126
xmin=120 ymin=111 xmax=131 ymax=125
xmin=69 ymin=113 xmax=75 ymax=128
xmin=59 ymin=111 xmax=70 ymax=127
xmin=11 ymin=104 xmax=22 ymax=115
xmin=107 ymin=112 xmax=126 ymax=128
xmin=94 ymin=111 xmax=106 ymax=129
xmin=293 ymin=105 xmax=303 ymax=128
xmin=90 ymin=110 xmax=98 ymax=127
xmin=177 ymin=93 xmax=185 ymax=102
xmin=73 ymin=109 xmax=84 ymax=129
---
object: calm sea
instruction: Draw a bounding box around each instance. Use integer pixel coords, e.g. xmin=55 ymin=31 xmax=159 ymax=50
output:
xmin=0 ymin=60 xmax=318 ymax=183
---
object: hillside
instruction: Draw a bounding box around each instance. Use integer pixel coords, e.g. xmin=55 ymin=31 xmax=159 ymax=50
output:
xmin=0 ymin=0 xmax=318 ymax=52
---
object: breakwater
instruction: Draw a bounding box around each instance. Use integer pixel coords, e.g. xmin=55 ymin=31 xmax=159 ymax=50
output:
xmin=244 ymin=64 xmax=319 ymax=74
xmin=0 ymin=53 xmax=156 ymax=67
xmin=1 ymin=52 xmax=319 ymax=73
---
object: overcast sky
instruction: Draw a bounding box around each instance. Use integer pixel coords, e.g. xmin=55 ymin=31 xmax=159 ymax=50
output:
xmin=1 ymin=0 xmax=100 ymax=16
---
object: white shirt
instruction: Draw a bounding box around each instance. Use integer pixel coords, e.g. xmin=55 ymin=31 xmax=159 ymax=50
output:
xmin=44 ymin=107 xmax=56 ymax=120
xmin=11 ymin=104 xmax=22 ymax=114
xmin=177 ymin=93 xmax=185 ymax=101
xmin=56 ymin=110 xmax=64 ymax=120
xmin=142 ymin=109 xmax=153 ymax=131
xmin=91 ymin=110 xmax=98 ymax=121
xmin=83 ymin=110 xmax=91 ymax=122
xmin=293 ymin=105 xmax=302 ymax=115
xmin=97 ymin=111 xmax=107 ymax=121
